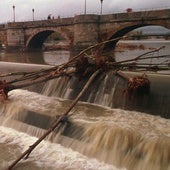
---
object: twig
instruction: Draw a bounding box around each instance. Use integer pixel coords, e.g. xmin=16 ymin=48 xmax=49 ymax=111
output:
xmin=8 ymin=69 xmax=100 ymax=170
xmin=134 ymin=46 xmax=165 ymax=60
xmin=109 ymin=46 xmax=166 ymax=65
xmin=1 ymin=37 xmax=124 ymax=87
xmin=60 ymin=36 xmax=125 ymax=69
xmin=15 ymin=69 xmax=76 ymax=89
xmin=134 ymin=54 xmax=170 ymax=61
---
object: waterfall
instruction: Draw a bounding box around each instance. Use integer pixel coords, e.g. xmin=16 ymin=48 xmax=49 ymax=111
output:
xmin=0 ymin=62 xmax=170 ymax=170
xmin=41 ymin=70 xmax=170 ymax=118
xmin=1 ymin=89 xmax=169 ymax=170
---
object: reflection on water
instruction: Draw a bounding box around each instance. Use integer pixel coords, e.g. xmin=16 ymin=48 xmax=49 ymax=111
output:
xmin=0 ymin=40 xmax=170 ymax=66
xmin=43 ymin=50 xmax=70 ymax=65
xmin=0 ymin=50 xmax=70 ymax=66
xmin=0 ymin=40 xmax=170 ymax=69
xmin=0 ymin=51 xmax=45 ymax=65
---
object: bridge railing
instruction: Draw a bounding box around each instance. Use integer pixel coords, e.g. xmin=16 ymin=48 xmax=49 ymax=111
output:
xmin=1 ymin=8 xmax=170 ymax=29
xmin=100 ymin=8 xmax=170 ymax=22
xmin=5 ymin=17 xmax=74 ymax=29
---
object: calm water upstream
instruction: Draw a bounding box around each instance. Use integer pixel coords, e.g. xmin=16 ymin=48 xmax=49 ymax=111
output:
xmin=0 ymin=50 xmax=70 ymax=66
xmin=1 ymin=40 xmax=170 ymax=65
xmin=0 ymin=40 xmax=170 ymax=170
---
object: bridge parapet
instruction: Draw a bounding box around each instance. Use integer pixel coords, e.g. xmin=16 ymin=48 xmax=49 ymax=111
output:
xmin=74 ymin=14 xmax=99 ymax=23
xmin=100 ymin=9 xmax=170 ymax=22
xmin=6 ymin=18 xmax=74 ymax=29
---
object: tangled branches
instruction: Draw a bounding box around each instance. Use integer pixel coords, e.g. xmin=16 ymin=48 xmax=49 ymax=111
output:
xmin=0 ymin=37 xmax=170 ymax=102
xmin=1 ymin=37 xmax=169 ymax=169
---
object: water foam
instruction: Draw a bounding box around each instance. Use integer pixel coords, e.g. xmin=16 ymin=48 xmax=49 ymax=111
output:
xmin=0 ymin=126 xmax=123 ymax=170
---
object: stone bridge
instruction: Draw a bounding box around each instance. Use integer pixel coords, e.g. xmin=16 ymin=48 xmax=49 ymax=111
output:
xmin=0 ymin=8 xmax=170 ymax=53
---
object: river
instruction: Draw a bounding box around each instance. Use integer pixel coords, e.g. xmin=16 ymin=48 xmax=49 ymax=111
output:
xmin=0 ymin=40 xmax=170 ymax=170
xmin=1 ymin=39 xmax=170 ymax=65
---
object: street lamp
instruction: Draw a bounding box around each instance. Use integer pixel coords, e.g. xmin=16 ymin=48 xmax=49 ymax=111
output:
xmin=100 ymin=0 xmax=103 ymax=15
xmin=32 ymin=8 xmax=35 ymax=21
xmin=12 ymin=5 xmax=15 ymax=22
xmin=84 ymin=0 xmax=87 ymax=15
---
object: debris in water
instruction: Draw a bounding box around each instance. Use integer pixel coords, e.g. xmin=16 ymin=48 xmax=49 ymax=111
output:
xmin=126 ymin=74 xmax=150 ymax=96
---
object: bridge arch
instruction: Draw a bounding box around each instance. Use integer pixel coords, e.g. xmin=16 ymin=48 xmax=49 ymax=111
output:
xmin=103 ymin=21 xmax=170 ymax=51
xmin=26 ymin=28 xmax=73 ymax=50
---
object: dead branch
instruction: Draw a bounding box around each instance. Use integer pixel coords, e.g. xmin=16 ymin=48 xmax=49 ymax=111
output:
xmin=61 ymin=36 xmax=125 ymax=69
xmin=0 ymin=37 xmax=124 ymax=101
xmin=8 ymin=69 xmax=100 ymax=170
xmin=1 ymin=37 xmax=169 ymax=169
xmin=134 ymin=46 xmax=165 ymax=60
xmin=0 ymin=38 xmax=169 ymax=102
xmin=108 ymin=46 xmax=166 ymax=66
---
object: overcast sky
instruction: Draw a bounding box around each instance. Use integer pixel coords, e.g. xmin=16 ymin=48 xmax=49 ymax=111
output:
xmin=0 ymin=0 xmax=170 ymax=23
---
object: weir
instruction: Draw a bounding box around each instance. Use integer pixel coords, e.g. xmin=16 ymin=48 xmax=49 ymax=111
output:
xmin=41 ymin=71 xmax=170 ymax=118
xmin=0 ymin=62 xmax=170 ymax=170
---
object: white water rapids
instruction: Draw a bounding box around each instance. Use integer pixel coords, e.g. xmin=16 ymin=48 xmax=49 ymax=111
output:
xmin=0 ymin=126 xmax=121 ymax=170
xmin=0 ymin=89 xmax=169 ymax=170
